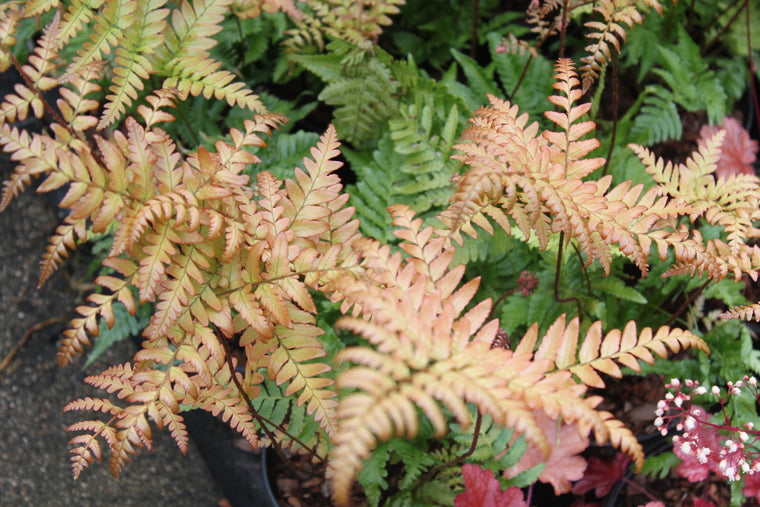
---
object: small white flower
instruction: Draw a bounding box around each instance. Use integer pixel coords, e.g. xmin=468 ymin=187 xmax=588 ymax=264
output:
xmin=657 ymin=400 xmax=666 ymax=409
xmin=712 ymin=386 xmax=721 ymax=396
xmin=684 ymin=416 xmax=696 ymax=431
xmin=681 ymin=442 xmax=692 ymax=454
xmin=749 ymin=377 xmax=757 ymax=387
xmin=695 ymin=386 xmax=707 ymax=395
xmin=654 ymin=417 xmax=664 ymax=428
xmin=740 ymin=431 xmax=749 ymax=442
xmin=732 ymin=387 xmax=742 ymax=395
xmin=671 ymin=378 xmax=681 ymax=387
xmin=697 ymin=447 xmax=710 ymax=463
xmin=666 ymin=392 xmax=675 ymax=400
xmin=675 ymin=397 xmax=683 ymax=407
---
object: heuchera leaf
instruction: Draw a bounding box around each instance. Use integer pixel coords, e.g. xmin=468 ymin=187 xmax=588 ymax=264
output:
xmin=689 ymin=499 xmax=716 ymax=507
xmin=571 ymin=452 xmax=631 ymax=498
xmin=503 ymin=412 xmax=589 ymax=495
xmin=744 ymin=472 xmax=760 ymax=502
xmin=454 ymin=464 xmax=527 ymax=507
xmin=699 ymin=117 xmax=759 ymax=179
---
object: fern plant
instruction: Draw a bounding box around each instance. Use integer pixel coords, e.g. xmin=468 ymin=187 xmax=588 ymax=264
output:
xmin=2 ymin=0 xmax=760 ymax=505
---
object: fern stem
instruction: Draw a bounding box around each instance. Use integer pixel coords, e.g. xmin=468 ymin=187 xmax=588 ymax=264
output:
xmin=470 ymin=0 xmax=479 ymax=59
xmin=554 ymin=232 xmax=583 ymax=318
xmin=662 ymin=278 xmax=711 ymax=328
xmin=701 ymin=0 xmax=748 ymax=56
xmin=747 ymin=2 xmax=760 ymax=136
xmin=6 ymin=50 xmax=68 ymax=130
xmin=509 ymin=21 xmax=556 ymax=101
xmin=415 ymin=410 xmax=483 ymax=487
xmin=557 ymin=0 xmax=570 ymax=59
xmin=570 ymin=241 xmax=592 ymax=297
xmin=601 ymin=53 xmax=619 ymax=177
xmin=217 ymin=331 xmax=325 ymax=469
xmin=174 ymin=104 xmax=202 ymax=148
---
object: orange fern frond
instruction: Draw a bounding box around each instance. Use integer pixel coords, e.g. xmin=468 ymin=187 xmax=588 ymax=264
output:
xmin=0 ymin=11 xmax=63 ymax=124
xmin=630 ymin=131 xmax=760 ymax=281
xmin=440 ymin=60 xmax=690 ymax=275
xmin=580 ymin=0 xmax=662 ymax=92
xmin=517 ymin=315 xmax=709 ymax=389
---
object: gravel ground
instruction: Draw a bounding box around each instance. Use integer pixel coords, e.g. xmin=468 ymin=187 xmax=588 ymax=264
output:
xmin=0 ymin=158 xmax=226 ymax=506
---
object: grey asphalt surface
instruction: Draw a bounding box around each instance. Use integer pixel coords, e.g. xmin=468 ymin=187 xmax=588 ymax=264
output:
xmin=0 ymin=157 xmax=226 ymax=506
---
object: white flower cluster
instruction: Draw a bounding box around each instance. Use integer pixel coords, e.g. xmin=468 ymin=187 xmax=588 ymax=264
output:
xmin=654 ymin=377 xmax=760 ymax=482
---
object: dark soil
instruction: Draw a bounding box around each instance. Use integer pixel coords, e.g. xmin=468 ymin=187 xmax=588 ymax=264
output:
xmin=0 ymin=155 xmax=225 ymax=506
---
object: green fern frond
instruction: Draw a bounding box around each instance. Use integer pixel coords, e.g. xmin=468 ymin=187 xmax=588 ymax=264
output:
xmin=65 ymin=0 xmax=137 ymax=79
xmin=629 ymin=85 xmax=681 ymax=145
xmin=317 ymin=55 xmax=399 ymax=146
xmin=98 ymin=0 xmax=169 ymax=128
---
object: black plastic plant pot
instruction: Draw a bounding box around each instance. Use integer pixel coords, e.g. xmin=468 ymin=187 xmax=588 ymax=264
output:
xmin=602 ymin=430 xmax=673 ymax=507
xmin=183 ymin=409 xmax=278 ymax=507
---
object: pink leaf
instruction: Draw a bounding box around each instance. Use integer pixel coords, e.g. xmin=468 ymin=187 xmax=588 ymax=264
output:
xmin=689 ymin=499 xmax=717 ymax=507
xmin=504 ymin=412 xmax=589 ymax=495
xmin=572 ymin=452 xmax=631 ymax=497
xmin=699 ymin=117 xmax=759 ymax=179
xmin=455 ymin=464 xmax=527 ymax=507
xmin=742 ymin=472 xmax=760 ymax=501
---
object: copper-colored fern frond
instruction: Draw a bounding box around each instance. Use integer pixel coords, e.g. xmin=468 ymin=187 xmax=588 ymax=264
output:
xmin=441 ymin=60 xmax=689 ymax=275
xmin=580 ymin=0 xmax=662 ymax=92
xmin=231 ymin=0 xmax=302 ymax=19
xmin=0 ymin=125 xmax=60 ymax=210
xmin=516 ymin=314 xmax=709 ymax=390
xmin=630 ymin=131 xmax=760 ymax=281
xmin=0 ymin=12 xmax=60 ymax=124
xmin=510 ymin=313 xmax=708 ymax=470
xmin=721 ymin=304 xmax=760 ymax=322
xmin=0 ymin=4 xmax=22 ymax=71
xmin=283 ymin=0 xmax=404 ymax=51
xmin=325 ymin=204 xmax=651 ymax=504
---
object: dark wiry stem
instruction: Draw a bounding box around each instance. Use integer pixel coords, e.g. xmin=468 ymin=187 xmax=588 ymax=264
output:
xmin=701 ymin=0 xmax=748 ymax=56
xmin=508 ymin=22 xmax=556 ymax=101
xmin=217 ymin=330 xmax=325 ymax=471
xmin=558 ymin=0 xmax=570 ymax=59
xmin=4 ymin=49 xmax=110 ymax=173
xmin=470 ymin=0 xmax=479 ymax=59
xmin=601 ymin=52 xmax=618 ymax=177
xmin=554 ymin=232 xmax=583 ymax=318
xmin=416 ymin=411 xmax=483 ymax=487
xmin=747 ymin=0 xmax=760 ymax=135
xmin=663 ymin=278 xmax=711 ymax=328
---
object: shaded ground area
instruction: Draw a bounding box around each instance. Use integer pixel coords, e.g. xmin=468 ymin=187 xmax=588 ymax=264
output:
xmin=0 ymin=157 xmax=226 ymax=506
